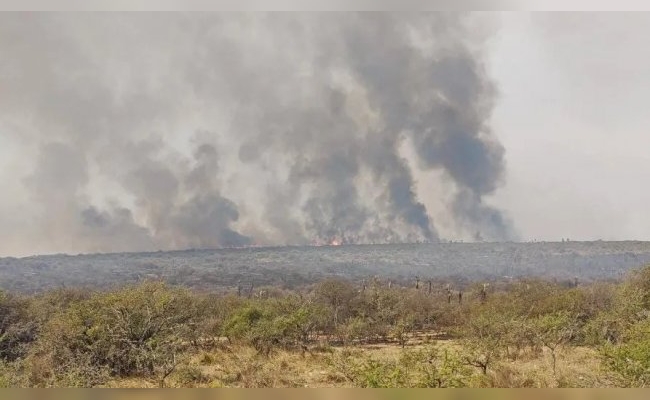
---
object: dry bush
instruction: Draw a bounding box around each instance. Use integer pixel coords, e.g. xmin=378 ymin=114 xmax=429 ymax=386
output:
xmin=475 ymin=364 xmax=538 ymax=388
xmin=172 ymin=364 xmax=211 ymax=386
xmin=201 ymin=346 xmax=307 ymax=387
xmin=24 ymin=281 xmax=201 ymax=387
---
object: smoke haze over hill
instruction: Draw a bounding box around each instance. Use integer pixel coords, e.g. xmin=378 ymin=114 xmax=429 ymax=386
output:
xmin=0 ymin=13 xmax=516 ymax=256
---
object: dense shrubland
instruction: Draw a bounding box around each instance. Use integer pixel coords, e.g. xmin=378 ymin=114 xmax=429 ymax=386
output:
xmin=3 ymin=241 xmax=650 ymax=294
xmin=0 ymin=266 xmax=648 ymax=387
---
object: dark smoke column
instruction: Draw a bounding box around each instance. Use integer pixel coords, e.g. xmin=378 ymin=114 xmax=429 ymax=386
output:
xmin=338 ymin=13 xmax=515 ymax=241
xmin=1 ymin=12 xmax=516 ymax=255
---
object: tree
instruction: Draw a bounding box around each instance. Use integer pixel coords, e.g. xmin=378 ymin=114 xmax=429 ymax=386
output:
xmin=222 ymin=296 xmax=327 ymax=356
xmin=530 ymin=311 xmax=576 ymax=376
xmin=313 ymin=278 xmax=357 ymax=333
xmin=28 ymin=281 xmax=199 ymax=387
xmin=628 ymin=265 xmax=650 ymax=308
xmin=391 ymin=314 xmax=416 ymax=348
xmin=459 ymin=304 xmax=514 ymax=375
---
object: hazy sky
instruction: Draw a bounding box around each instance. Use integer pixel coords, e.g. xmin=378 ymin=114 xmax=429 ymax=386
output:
xmin=487 ymin=12 xmax=650 ymax=242
xmin=1 ymin=12 xmax=649 ymax=256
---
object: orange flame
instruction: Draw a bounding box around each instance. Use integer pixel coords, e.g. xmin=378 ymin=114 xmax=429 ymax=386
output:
xmin=329 ymin=237 xmax=342 ymax=246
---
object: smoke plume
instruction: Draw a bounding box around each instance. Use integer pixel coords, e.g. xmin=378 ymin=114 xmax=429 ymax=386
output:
xmin=0 ymin=12 xmax=516 ymax=255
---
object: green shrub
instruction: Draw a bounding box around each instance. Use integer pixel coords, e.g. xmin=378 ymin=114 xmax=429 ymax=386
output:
xmin=327 ymin=345 xmax=470 ymax=388
xmin=600 ymin=318 xmax=650 ymax=387
xmin=0 ymin=291 xmax=37 ymax=362
xmin=26 ymin=281 xmax=199 ymax=386
xmin=399 ymin=345 xmax=470 ymax=387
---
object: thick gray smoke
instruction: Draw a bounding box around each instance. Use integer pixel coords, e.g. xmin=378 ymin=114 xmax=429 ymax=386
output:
xmin=0 ymin=13 xmax=516 ymax=255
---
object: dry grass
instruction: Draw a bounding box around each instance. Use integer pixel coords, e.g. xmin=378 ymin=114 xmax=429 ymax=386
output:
xmin=104 ymin=340 xmax=610 ymax=388
xmin=476 ymin=346 xmax=608 ymax=388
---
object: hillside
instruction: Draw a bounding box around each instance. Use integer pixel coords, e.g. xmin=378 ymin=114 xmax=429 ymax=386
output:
xmin=1 ymin=241 xmax=650 ymax=293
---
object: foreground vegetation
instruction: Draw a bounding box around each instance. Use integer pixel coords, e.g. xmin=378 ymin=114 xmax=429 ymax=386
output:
xmin=0 ymin=266 xmax=648 ymax=387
